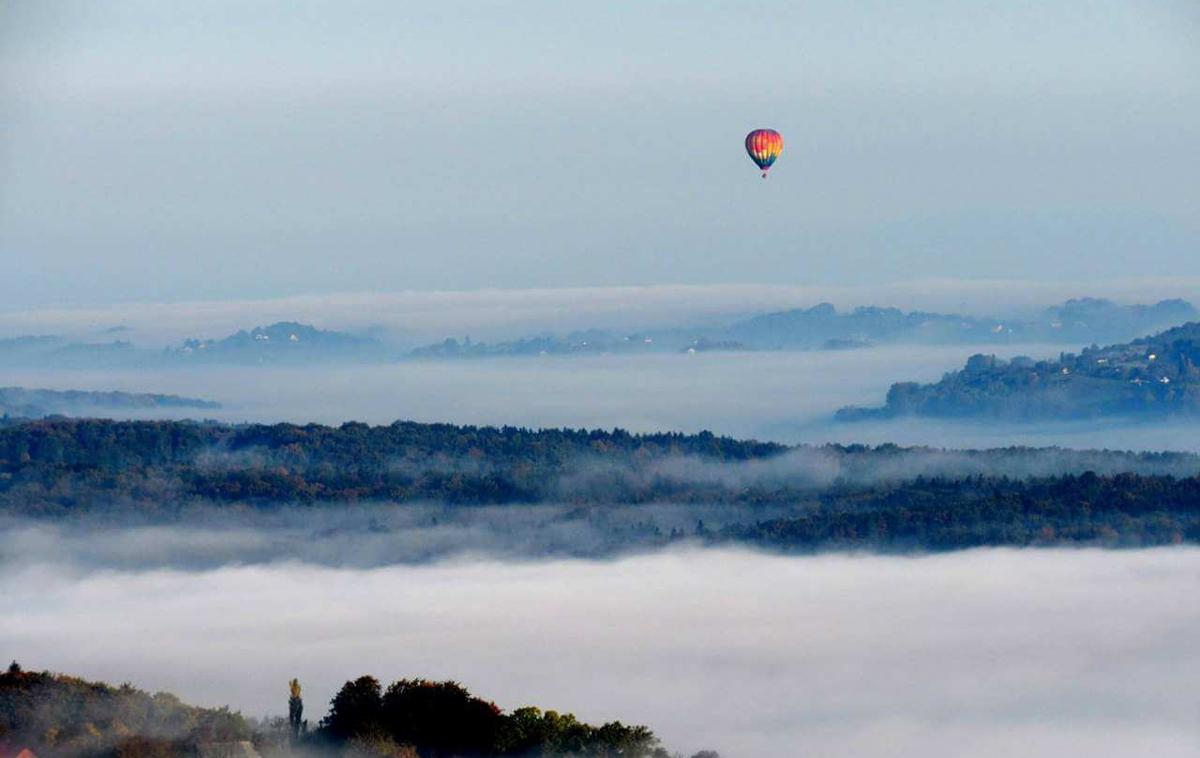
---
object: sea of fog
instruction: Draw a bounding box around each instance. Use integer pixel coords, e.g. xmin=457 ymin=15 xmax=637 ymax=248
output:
xmin=7 ymin=343 xmax=1200 ymax=756
xmin=9 ymin=342 xmax=1200 ymax=451
xmin=4 ymin=546 xmax=1197 ymax=758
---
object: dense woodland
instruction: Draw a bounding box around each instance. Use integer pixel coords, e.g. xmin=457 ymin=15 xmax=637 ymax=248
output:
xmin=0 ymin=663 xmax=248 ymax=757
xmin=311 ymin=676 xmax=670 ymax=758
xmin=0 ymin=665 xmax=688 ymax=758
xmin=0 ymin=418 xmax=780 ymax=513
xmin=1 ymin=418 xmax=1197 ymax=550
xmin=722 ymin=472 xmax=1198 ymax=550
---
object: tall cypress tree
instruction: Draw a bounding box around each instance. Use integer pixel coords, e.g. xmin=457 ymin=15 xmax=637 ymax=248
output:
xmin=288 ymin=678 xmax=304 ymax=739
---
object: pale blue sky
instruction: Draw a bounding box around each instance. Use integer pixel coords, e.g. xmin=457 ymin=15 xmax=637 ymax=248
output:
xmin=2 ymin=1 xmax=1197 ymax=308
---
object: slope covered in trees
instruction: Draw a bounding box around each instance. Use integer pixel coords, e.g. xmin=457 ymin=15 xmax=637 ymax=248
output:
xmin=0 ymin=665 xmax=685 ymax=758
xmin=1 ymin=418 xmax=1197 ymax=551
xmin=313 ymin=676 xmax=670 ymax=758
xmin=0 ymin=418 xmax=780 ymax=512
xmin=722 ymin=472 xmax=1198 ymax=551
xmin=0 ymin=663 xmax=248 ymax=757
xmin=839 ymin=321 xmax=1200 ymax=421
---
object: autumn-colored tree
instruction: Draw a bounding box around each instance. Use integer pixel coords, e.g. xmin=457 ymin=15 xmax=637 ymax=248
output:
xmin=288 ymin=678 xmax=304 ymax=739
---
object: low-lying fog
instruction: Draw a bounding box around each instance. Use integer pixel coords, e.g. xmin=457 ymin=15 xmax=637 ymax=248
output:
xmin=8 ymin=333 xmax=1197 ymax=755
xmin=4 ymin=547 xmax=1196 ymax=758
xmin=12 ymin=341 xmax=1200 ymax=450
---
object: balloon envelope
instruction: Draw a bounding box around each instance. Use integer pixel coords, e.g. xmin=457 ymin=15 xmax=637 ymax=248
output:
xmin=745 ymin=129 xmax=783 ymax=174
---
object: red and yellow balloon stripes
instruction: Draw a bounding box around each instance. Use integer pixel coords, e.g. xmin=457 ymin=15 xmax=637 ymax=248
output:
xmin=745 ymin=128 xmax=783 ymax=175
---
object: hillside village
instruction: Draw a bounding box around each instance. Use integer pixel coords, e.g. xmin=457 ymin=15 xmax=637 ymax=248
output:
xmin=838 ymin=321 xmax=1200 ymax=420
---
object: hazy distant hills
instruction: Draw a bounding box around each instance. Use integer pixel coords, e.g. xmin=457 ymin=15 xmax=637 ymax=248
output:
xmin=2 ymin=298 xmax=1196 ymax=368
xmin=0 ymin=387 xmax=219 ymax=419
xmin=410 ymin=297 xmax=1199 ymax=357
xmin=0 ymin=335 xmax=144 ymax=369
xmin=838 ymin=321 xmax=1200 ymax=422
xmin=724 ymin=297 xmax=1197 ymax=349
xmin=0 ymin=321 xmax=390 ymax=368
xmin=167 ymin=320 xmax=385 ymax=364
xmin=410 ymin=329 xmax=670 ymax=358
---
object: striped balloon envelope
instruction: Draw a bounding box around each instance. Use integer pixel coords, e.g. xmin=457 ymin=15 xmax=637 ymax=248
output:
xmin=745 ymin=129 xmax=783 ymax=178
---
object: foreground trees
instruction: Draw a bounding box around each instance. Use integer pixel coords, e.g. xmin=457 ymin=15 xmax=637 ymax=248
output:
xmin=0 ymin=665 xmax=248 ymax=756
xmin=0 ymin=667 xmax=677 ymax=758
xmin=317 ymin=676 xmax=668 ymax=758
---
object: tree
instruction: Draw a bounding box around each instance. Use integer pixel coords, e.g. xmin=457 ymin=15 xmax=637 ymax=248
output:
xmin=322 ymin=675 xmax=384 ymax=740
xmin=288 ymin=678 xmax=304 ymax=740
xmin=381 ymin=679 xmax=501 ymax=757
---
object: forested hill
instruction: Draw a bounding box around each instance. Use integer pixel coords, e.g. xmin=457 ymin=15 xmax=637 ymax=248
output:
xmin=0 ymin=417 xmax=782 ymax=508
xmin=0 ymin=417 xmax=783 ymax=476
xmin=0 ymin=665 xmax=678 ymax=758
xmin=2 ymin=418 xmax=1198 ymax=550
xmin=838 ymin=321 xmax=1200 ymax=421
xmin=0 ymin=664 xmax=248 ymax=757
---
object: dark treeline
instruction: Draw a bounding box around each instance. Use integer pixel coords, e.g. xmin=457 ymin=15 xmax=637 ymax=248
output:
xmin=722 ymin=472 xmax=1199 ymax=550
xmin=0 ymin=664 xmax=694 ymax=758
xmin=309 ymin=676 xmax=671 ymax=758
xmin=1 ymin=418 xmax=1198 ymax=550
xmin=0 ymin=418 xmax=782 ymax=512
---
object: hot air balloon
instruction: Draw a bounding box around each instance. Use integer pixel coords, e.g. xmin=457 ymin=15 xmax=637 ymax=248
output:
xmin=745 ymin=129 xmax=783 ymax=178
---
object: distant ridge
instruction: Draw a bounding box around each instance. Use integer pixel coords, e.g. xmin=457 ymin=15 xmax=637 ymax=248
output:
xmin=0 ymin=322 xmax=390 ymax=368
xmin=168 ymin=320 xmax=382 ymax=363
xmin=837 ymin=321 xmax=1200 ymax=421
xmin=723 ymin=297 xmax=1197 ymax=349
xmin=0 ymin=387 xmax=219 ymax=419
xmin=2 ymin=299 xmax=1196 ymax=367
xmin=408 ymin=298 xmax=1199 ymax=358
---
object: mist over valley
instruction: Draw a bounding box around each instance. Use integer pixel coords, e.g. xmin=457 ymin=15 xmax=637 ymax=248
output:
xmin=5 ymin=3 xmax=1199 ymax=755
xmin=5 ymin=547 xmax=1197 ymax=758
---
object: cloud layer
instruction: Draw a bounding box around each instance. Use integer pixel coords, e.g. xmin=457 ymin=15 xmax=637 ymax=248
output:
xmin=4 ymin=547 xmax=1197 ymax=757
xmin=11 ymin=341 xmax=1200 ymax=452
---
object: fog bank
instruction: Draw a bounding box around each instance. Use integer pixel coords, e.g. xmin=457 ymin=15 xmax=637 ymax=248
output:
xmin=0 ymin=505 xmax=741 ymax=570
xmin=0 ymin=343 xmax=1056 ymax=432
xmin=4 ymin=547 xmax=1197 ymax=757
xmin=12 ymin=342 xmax=1200 ymax=451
